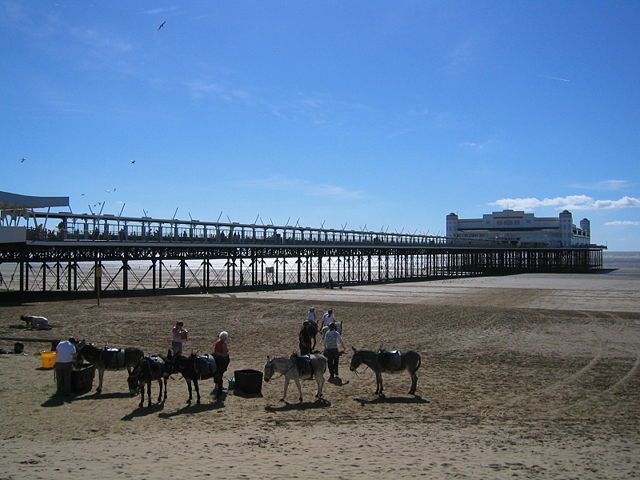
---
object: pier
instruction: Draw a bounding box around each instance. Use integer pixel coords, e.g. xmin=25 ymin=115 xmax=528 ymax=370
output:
xmin=0 ymin=209 xmax=604 ymax=301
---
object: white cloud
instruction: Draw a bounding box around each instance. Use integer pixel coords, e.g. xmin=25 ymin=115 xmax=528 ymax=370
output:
xmin=142 ymin=7 xmax=178 ymax=15
xmin=604 ymin=221 xmax=640 ymax=226
xmin=541 ymin=75 xmax=570 ymax=83
xmin=241 ymin=175 xmax=367 ymax=200
xmin=490 ymin=195 xmax=640 ymax=211
xmin=570 ymin=179 xmax=632 ymax=191
xmin=71 ymin=27 xmax=133 ymax=53
xmin=186 ymin=80 xmax=367 ymax=125
xmin=186 ymin=81 xmax=249 ymax=103
xmin=460 ymin=139 xmax=495 ymax=151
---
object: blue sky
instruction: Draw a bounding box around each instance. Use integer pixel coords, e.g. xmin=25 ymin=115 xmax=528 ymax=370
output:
xmin=2 ymin=1 xmax=639 ymax=250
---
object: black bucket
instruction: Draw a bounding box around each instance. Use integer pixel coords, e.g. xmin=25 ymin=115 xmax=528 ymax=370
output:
xmin=71 ymin=363 xmax=96 ymax=395
xmin=234 ymin=369 xmax=263 ymax=395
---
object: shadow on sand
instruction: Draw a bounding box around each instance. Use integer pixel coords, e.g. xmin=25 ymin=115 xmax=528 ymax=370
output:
xmin=264 ymin=398 xmax=331 ymax=412
xmin=354 ymin=395 xmax=429 ymax=406
xmin=158 ymin=400 xmax=225 ymax=418
xmin=71 ymin=391 xmax=134 ymax=401
xmin=41 ymin=395 xmax=71 ymax=407
xmin=121 ymin=402 xmax=165 ymax=420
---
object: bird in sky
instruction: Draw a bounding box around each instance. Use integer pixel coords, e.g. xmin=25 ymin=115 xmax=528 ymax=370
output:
xmin=130 ymin=160 xmax=136 ymax=164
xmin=158 ymin=21 xmax=166 ymax=30
xmin=20 ymin=157 xmax=26 ymax=163
xmin=105 ymin=188 xmax=116 ymax=193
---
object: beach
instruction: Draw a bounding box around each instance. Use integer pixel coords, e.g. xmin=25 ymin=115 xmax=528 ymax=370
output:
xmin=1 ymin=260 xmax=639 ymax=479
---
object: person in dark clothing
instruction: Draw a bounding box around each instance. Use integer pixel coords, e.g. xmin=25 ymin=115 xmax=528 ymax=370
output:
xmin=298 ymin=320 xmax=316 ymax=355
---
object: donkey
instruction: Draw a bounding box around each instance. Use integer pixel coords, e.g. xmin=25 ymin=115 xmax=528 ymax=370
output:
xmin=76 ymin=341 xmax=144 ymax=394
xmin=263 ymin=353 xmax=327 ymax=403
xmin=127 ymin=355 xmax=170 ymax=408
xmin=166 ymin=350 xmax=230 ymax=404
xmin=349 ymin=347 xmax=421 ymax=396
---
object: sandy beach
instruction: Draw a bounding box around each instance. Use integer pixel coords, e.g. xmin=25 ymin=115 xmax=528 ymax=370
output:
xmin=1 ymin=266 xmax=639 ymax=479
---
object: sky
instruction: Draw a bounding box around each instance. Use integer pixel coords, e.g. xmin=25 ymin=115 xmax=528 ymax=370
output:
xmin=2 ymin=1 xmax=639 ymax=251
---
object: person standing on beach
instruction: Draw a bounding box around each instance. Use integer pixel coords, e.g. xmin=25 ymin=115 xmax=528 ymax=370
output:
xmin=299 ymin=320 xmax=316 ymax=355
xmin=306 ymin=307 xmax=316 ymax=325
xmin=319 ymin=308 xmax=337 ymax=335
xmin=55 ymin=337 xmax=77 ymax=396
xmin=323 ymin=323 xmax=345 ymax=380
xmin=214 ymin=331 xmax=229 ymax=358
xmin=171 ymin=321 xmax=188 ymax=355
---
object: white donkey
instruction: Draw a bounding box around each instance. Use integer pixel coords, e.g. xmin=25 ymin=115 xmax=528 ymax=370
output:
xmin=263 ymin=354 xmax=327 ymax=402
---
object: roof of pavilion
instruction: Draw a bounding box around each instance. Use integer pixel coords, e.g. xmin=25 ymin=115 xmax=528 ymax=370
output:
xmin=0 ymin=191 xmax=69 ymax=211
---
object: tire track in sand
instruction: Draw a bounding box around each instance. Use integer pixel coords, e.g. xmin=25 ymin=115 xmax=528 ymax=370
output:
xmin=468 ymin=311 xmax=607 ymax=418
xmin=551 ymin=312 xmax=640 ymax=416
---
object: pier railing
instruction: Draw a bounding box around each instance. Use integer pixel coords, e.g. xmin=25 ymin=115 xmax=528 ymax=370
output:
xmin=21 ymin=212 xmax=462 ymax=247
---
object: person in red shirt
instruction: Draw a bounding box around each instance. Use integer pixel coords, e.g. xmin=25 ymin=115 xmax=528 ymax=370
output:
xmin=214 ymin=331 xmax=229 ymax=358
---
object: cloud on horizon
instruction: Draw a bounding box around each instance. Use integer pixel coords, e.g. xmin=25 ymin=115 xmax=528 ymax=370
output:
xmin=240 ymin=175 xmax=367 ymax=200
xmin=240 ymin=175 xmax=370 ymax=200
xmin=490 ymin=195 xmax=640 ymax=211
xmin=570 ymin=179 xmax=633 ymax=191
xmin=604 ymin=220 xmax=640 ymax=226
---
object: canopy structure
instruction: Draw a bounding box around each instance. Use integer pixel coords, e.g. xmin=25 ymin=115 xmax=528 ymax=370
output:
xmin=0 ymin=191 xmax=69 ymax=210
xmin=0 ymin=191 xmax=69 ymax=226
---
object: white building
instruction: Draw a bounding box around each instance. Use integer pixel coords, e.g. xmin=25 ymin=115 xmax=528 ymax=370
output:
xmin=446 ymin=209 xmax=591 ymax=247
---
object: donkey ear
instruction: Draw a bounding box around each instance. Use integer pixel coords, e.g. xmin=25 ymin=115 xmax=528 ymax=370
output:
xmin=351 ymin=346 xmax=357 ymax=352
xmin=266 ymin=355 xmax=271 ymax=361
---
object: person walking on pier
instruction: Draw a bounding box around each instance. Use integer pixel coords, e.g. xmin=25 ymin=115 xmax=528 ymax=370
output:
xmin=171 ymin=321 xmax=188 ymax=356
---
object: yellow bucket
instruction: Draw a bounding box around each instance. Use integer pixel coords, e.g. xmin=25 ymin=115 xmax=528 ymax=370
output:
xmin=40 ymin=351 xmax=56 ymax=369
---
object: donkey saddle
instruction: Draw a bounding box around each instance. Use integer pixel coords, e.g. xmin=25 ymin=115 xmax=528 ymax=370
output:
xmin=378 ymin=350 xmax=402 ymax=371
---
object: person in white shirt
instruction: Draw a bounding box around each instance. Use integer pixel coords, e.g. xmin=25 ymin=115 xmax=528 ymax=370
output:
xmin=319 ymin=309 xmax=337 ymax=335
xmin=55 ymin=338 xmax=77 ymax=396
xmin=306 ymin=307 xmax=316 ymax=324
xmin=21 ymin=315 xmax=49 ymax=330
xmin=171 ymin=321 xmax=188 ymax=355
xmin=323 ymin=323 xmax=346 ymax=379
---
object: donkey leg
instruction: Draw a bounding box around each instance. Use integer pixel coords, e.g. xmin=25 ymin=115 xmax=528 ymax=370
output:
xmin=316 ymin=376 xmax=324 ymax=399
xmin=96 ymin=368 xmax=105 ymax=394
xmin=186 ymin=379 xmax=193 ymax=404
xmin=375 ymin=372 xmax=384 ymax=396
xmin=281 ymin=377 xmax=290 ymax=402
xmin=194 ymin=379 xmax=201 ymax=404
xmin=409 ymin=371 xmax=418 ymax=395
xmin=156 ymin=379 xmax=162 ymax=404
xmin=138 ymin=383 xmax=145 ymax=408
xmin=163 ymin=378 xmax=168 ymax=402
xmin=294 ymin=378 xmax=303 ymax=403
xmin=146 ymin=380 xmax=152 ymax=407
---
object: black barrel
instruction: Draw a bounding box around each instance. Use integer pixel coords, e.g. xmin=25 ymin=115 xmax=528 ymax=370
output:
xmin=234 ymin=369 xmax=263 ymax=395
xmin=71 ymin=364 xmax=96 ymax=394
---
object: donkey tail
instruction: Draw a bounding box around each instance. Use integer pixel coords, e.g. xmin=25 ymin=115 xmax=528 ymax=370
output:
xmin=415 ymin=353 xmax=422 ymax=372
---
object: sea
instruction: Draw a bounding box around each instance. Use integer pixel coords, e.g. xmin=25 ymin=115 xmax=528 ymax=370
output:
xmin=602 ymin=251 xmax=640 ymax=280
